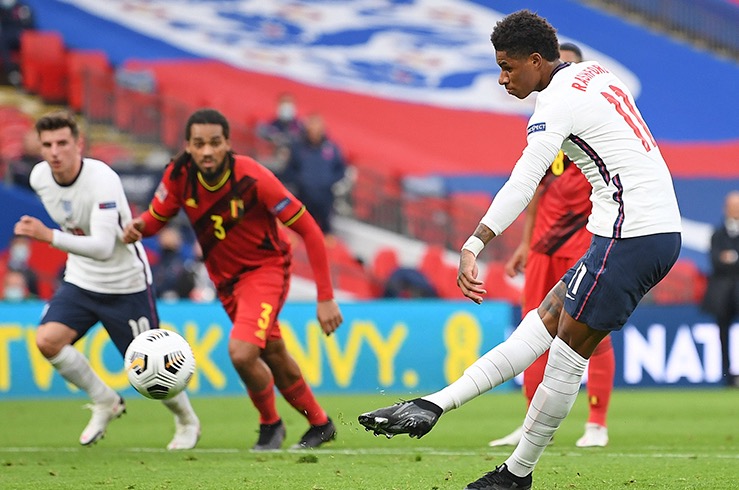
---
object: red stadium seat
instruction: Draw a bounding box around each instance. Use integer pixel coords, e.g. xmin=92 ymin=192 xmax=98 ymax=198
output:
xmin=371 ymin=247 xmax=399 ymax=283
xmin=20 ymin=30 xmax=68 ymax=103
xmin=66 ymin=50 xmax=111 ymax=113
xmin=333 ymin=267 xmax=375 ymax=299
xmin=369 ymin=247 xmax=400 ymax=296
xmin=482 ymin=261 xmax=523 ymax=305
xmin=418 ymin=245 xmax=458 ymax=299
xmin=403 ymin=196 xmax=448 ymax=247
xmin=650 ymin=259 xmax=707 ymax=305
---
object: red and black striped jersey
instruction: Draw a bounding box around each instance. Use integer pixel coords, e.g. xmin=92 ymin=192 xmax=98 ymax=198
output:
xmin=530 ymin=153 xmax=592 ymax=258
xmin=148 ymin=155 xmax=305 ymax=289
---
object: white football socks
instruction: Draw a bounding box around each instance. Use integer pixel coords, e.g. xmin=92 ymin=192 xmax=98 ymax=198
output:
xmin=162 ymin=391 xmax=199 ymax=424
xmin=48 ymin=344 xmax=117 ymax=405
xmin=423 ymin=309 xmax=553 ymax=412
xmin=506 ymin=336 xmax=588 ymax=477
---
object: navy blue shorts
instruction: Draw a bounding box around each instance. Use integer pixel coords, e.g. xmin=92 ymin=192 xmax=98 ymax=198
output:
xmin=561 ymin=232 xmax=681 ymax=331
xmin=41 ymin=281 xmax=159 ymax=356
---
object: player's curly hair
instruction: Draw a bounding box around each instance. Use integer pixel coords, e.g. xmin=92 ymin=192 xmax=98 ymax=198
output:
xmin=169 ymin=108 xmax=238 ymax=207
xmin=490 ymin=10 xmax=559 ymax=62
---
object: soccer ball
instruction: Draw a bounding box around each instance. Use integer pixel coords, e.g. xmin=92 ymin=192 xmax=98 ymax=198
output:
xmin=124 ymin=329 xmax=195 ymax=400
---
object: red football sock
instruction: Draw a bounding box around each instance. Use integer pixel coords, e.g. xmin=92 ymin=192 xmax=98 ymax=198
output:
xmin=523 ymin=351 xmax=549 ymax=407
xmin=279 ymin=378 xmax=328 ymax=426
xmin=247 ymin=380 xmax=281 ymax=425
xmin=585 ymin=336 xmax=615 ymax=427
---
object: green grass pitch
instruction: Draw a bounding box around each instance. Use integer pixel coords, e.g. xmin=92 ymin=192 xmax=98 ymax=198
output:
xmin=1 ymin=389 xmax=737 ymax=489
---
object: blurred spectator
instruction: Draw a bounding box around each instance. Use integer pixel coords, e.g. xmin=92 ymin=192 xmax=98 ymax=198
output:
xmin=2 ymin=267 xmax=33 ymax=301
xmin=0 ymin=0 xmax=35 ymax=86
xmin=6 ymin=128 xmax=41 ymax=189
xmin=282 ymin=113 xmax=347 ymax=235
xmin=1 ymin=235 xmax=39 ymax=296
xmin=701 ymin=190 xmax=739 ymax=388
xmin=256 ymin=92 xmax=304 ymax=173
xmin=151 ymin=224 xmax=195 ymax=301
xmin=382 ymin=267 xmax=437 ymax=299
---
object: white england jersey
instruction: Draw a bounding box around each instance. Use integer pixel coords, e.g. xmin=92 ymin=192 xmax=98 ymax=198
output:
xmin=30 ymin=158 xmax=152 ymax=294
xmin=481 ymin=61 xmax=682 ymax=239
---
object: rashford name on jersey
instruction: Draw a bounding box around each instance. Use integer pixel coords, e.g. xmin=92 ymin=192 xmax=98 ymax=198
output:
xmin=571 ymin=64 xmax=610 ymax=92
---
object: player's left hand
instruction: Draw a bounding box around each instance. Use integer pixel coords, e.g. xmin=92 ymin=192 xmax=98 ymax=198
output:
xmin=122 ymin=218 xmax=145 ymax=243
xmin=457 ymin=250 xmax=486 ymax=304
xmin=317 ymin=299 xmax=343 ymax=336
xmin=14 ymin=215 xmax=53 ymax=243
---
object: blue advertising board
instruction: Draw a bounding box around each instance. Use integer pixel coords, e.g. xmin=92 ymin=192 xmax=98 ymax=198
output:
xmin=0 ymin=301 xmax=734 ymax=400
xmin=0 ymin=300 xmax=514 ymax=399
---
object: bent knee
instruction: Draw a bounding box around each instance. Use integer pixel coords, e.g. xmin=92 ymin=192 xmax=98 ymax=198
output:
xmin=35 ymin=323 xmax=77 ymax=358
xmin=228 ymin=338 xmax=261 ymax=368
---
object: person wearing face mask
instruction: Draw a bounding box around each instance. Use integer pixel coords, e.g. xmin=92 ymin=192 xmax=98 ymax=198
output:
xmin=701 ymin=190 xmax=739 ymax=388
xmin=151 ymin=224 xmax=195 ymax=301
xmin=256 ymin=92 xmax=305 ymax=173
xmin=2 ymin=268 xmax=33 ymax=301
xmin=2 ymin=236 xmax=39 ymax=297
xmin=282 ymin=113 xmax=347 ymax=235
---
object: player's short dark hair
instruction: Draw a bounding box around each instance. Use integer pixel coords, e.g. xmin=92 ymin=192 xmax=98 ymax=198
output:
xmin=490 ymin=10 xmax=559 ymax=62
xmin=35 ymin=110 xmax=80 ymax=139
xmin=559 ymin=42 xmax=583 ymax=62
xmin=185 ymin=108 xmax=230 ymax=140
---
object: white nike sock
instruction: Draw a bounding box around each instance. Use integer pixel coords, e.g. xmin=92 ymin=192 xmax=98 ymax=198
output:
xmin=423 ymin=310 xmax=552 ymax=412
xmin=506 ymin=336 xmax=588 ymax=477
xmin=48 ymin=345 xmax=117 ymax=405
xmin=161 ymin=391 xmax=199 ymax=424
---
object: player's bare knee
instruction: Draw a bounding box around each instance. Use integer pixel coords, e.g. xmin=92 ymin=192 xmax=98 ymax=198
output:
xmin=36 ymin=322 xmax=78 ymax=358
xmin=228 ymin=339 xmax=260 ymax=369
xmin=35 ymin=324 xmax=69 ymax=358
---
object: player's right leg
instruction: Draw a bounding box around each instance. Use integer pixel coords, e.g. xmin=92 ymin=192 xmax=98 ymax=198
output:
xmin=359 ymin=308 xmax=555 ymax=438
xmin=224 ymin=272 xmax=289 ymax=451
xmin=36 ymin=283 xmax=125 ymax=446
xmin=228 ymin=338 xmax=285 ymax=451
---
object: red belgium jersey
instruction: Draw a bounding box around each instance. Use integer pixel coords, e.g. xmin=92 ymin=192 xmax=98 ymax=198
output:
xmin=147 ymin=155 xmax=305 ymax=289
xmin=530 ymin=153 xmax=592 ymax=259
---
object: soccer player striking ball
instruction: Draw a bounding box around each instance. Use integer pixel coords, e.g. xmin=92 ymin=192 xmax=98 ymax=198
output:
xmin=14 ymin=110 xmax=200 ymax=449
xmin=359 ymin=10 xmax=681 ymax=489
xmin=123 ymin=108 xmax=343 ymax=450
xmin=488 ymin=42 xmax=615 ymax=450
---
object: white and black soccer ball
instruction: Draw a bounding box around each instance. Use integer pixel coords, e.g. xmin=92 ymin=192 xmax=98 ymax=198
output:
xmin=124 ymin=329 xmax=195 ymax=400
